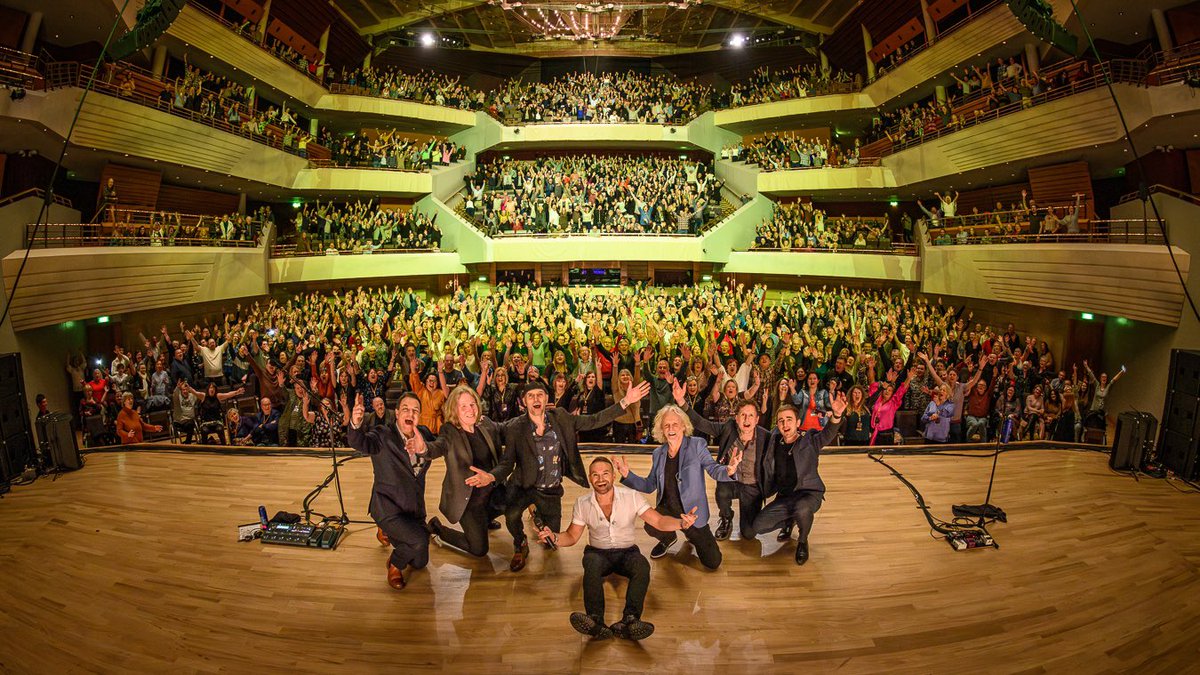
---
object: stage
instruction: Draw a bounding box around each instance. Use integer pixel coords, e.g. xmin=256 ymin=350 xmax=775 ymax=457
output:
xmin=1 ymin=446 xmax=1198 ymax=673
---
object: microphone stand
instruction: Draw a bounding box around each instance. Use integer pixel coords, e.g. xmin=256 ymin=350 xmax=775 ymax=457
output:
xmin=289 ymin=377 xmax=354 ymax=527
xmin=955 ymin=416 xmax=1010 ymax=525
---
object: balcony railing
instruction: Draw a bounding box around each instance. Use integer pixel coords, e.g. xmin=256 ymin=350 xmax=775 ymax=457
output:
xmin=0 ymin=187 xmax=73 ymax=209
xmin=747 ymin=242 xmax=918 ymax=255
xmin=0 ymin=45 xmax=45 ymax=90
xmin=270 ymin=244 xmax=440 ymax=258
xmin=929 ymin=218 xmax=1166 ymax=246
xmin=25 ymin=223 xmax=260 ymax=249
xmin=187 ymin=2 xmax=323 ymax=83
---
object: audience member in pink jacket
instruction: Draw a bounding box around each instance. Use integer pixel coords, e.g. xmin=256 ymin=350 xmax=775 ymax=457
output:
xmin=868 ymin=378 xmax=909 ymax=445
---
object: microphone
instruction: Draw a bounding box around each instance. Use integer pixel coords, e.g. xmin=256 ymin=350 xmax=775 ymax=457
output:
xmin=259 ymin=505 xmax=270 ymax=529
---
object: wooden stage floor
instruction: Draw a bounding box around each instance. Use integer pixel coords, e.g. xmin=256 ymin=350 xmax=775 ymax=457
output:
xmin=1 ymin=447 xmax=1198 ymax=673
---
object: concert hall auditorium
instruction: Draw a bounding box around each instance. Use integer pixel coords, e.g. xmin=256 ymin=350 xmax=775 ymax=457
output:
xmin=3 ymin=0 xmax=1200 ymax=670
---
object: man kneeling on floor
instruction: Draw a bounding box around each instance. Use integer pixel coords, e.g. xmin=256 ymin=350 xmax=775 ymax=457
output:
xmin=538 ymin=456 xmax=697 ymax=641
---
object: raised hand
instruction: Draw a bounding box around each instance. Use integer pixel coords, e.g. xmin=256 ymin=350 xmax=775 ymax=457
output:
xmin=829 ymin=391 xmax=848 ymax=417
xmin=726 ymin=448 xmax=743 ymax=477
xmin=465 ymin=466 xmax=495 ymax=488
xmin=672 ymin=378 xmax=686 ymax=406
xmin=679 ymin=506 xmax=699 ymax=530
xmin=621 ymin=380 xmax=652 ymax=407
xmin=350 ymin=392 xmax=365 ymax=428
xmin=405 ymin=432 xmax=427 ymax=456
xmin=613 ymin=455 xmax=630 ymax=478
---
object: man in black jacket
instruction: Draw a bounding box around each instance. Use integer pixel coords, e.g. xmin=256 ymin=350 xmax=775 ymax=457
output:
xmin=347 ymin=392 xmax=434 ymax=590
xmin=499 ymin=380 xmax=650 ymax=572
xmin=752 ymin=395 xmax=846 ymax=565
xmin=674 ymin=381 xmax=770 ymax=541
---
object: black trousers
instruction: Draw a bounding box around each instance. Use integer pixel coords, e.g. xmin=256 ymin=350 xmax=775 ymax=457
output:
xmin=582 ymin=545 xmax=650 ymax=621
xmin=716 ymin=481 xmax=765 ymax=538
xmin=438 ymin=485 xmax=504 ymax=557
xmin=751 ymin=490 xmax=823 ymax=544
xmin=645 ymin=519 xmax=723 ymax=570
xmin=612 ymin=422 xmax=638 ymax=444
xmin=505 ymin=485 xmax=564 ymax=547
xmin=173 ymin=420 xmax=195 ymax=444
xmin=378 ymin=512 xmax=430 ymax=571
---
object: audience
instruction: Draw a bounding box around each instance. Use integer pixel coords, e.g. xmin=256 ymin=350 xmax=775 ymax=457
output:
xmin=324 ymin=131 xmax=465 ymax=171
xmin=725 ymin=133 xmax=862 ymax=171
xmin=74 ymin=281 xmax=1112 ymax=448
xmin=751 ymin=202 xmax=892 ymax=251
xmin=464 ymin=155 xmax=724 ymax=235
xmin=286 ymin=200 xmax=441 ymax=254
xmin=721 ymin=64 xmax=859 ymax=108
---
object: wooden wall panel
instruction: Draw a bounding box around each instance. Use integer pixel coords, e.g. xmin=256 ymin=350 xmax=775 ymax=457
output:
xmin=0 ymin=6 xmax=28 ymax=49
xmin=821 ymin=0 xmax=922 ymax=76
xmin=1028 ymin=161 xmax=1094 ymax=219
xmin=98 ymin=163 xmax=162 ymax=211
xmin=156 ymin=185 xmax=240 ymax=216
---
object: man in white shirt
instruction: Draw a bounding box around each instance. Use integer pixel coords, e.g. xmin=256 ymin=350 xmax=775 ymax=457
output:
xmin=537 ymin=456 xmax=696 ymax=641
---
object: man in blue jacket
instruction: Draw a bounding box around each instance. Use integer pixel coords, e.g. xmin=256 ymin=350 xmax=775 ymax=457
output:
xmin=614 ymin=404 xmax=741 ymax=570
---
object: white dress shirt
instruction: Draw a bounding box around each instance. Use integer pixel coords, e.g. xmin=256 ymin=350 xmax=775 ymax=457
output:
xmin=571 ymin=485 xmax=650 ymax=549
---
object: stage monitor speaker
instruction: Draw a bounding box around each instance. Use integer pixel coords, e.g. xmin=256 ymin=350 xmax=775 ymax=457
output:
xmin=1159 ymin=349 xmax=1200 ymax=481
xmin=1111 ymin=412 xmax=1156 ymax=471
xmin=0 ymin=353 xmax=32 ymax=481
xmin=37 ymin=412 xmax=81 ymax=471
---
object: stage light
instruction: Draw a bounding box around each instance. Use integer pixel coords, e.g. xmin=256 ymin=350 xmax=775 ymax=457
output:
xmin=420 ymin=33 xmax=436 ymax=47
xmin=729 ymin=33 xmax=745 ymax=48
xmin=1080 ymin=312 xmax=1094 ymax=320
xmin=97 ymin=316 xmax=110 ymax=324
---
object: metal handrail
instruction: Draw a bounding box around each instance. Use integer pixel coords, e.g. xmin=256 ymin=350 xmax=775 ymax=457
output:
xmin=929 ymin=220 xmax=1166 ymax=246
xmin=92 ymin=207 xmax=261 ymax=228
xmin=270 ymin=244 xmax=441 ymax=257
xmin=748 ymin=243 xmax=918 ymax=255
xmin=0 ymin=187 xmax=73 ymax=209
xmin=307 ymin=157 xmax=445 ymax=172
xmin=24 ymin=223 xmax=260 ymax=249
xmin=737 ymin=155 xmax=883 ymax=172
xmin=717 ymin=79 xmax=862 ymax=111
xmin=1117 ymin=184 xmax=1200 ymax=208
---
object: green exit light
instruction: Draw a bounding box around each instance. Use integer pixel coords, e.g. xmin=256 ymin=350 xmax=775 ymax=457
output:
xmin=1116 ymin=317 xmax=1130 ymax=325
xmin=291 ymin=199 xmax=302 ymax=209
xmin=1080 ymin=312 xmax=1094 ymax=320
xmin=889 ymin=200 xmax=899 ymax=207
xmin=97 ymin=316 xmax=110 ymax=324
xmin=477 ymin=275 xmax=487 ymax=282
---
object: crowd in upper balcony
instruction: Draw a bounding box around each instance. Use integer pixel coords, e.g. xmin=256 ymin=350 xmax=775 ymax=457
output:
xmin=286 ymin=200 xmax=442 ymax=254
xmin=723 ymin=132 xmax=862 ymax=171
xmin=462 ymin=155 xmax=725 ymax=235
xmin=322 ymin=130 xmax=466 ymax=171
xmin=751 ymin=202 xmax=894 ymax=251
xmin=720 ymin=64 xmax=860 ymax=108
xmin=920 ymin=190 xmax=1087 ymax=244
xmin=487 ymin=71 xmax=712 ymax=125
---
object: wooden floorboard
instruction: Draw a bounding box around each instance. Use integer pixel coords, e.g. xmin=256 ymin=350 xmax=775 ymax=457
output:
xmin=1 ymin=448 xmax=1199 ymax=673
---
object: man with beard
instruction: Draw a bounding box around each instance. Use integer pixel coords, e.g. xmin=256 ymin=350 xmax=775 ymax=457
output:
xmin=536 ymin=456 xmax=697 ymax=641
xmin=347 ymin=392 xmax=435 ymax=590
xmin=500 ymin=380 xmax=651 ymax=572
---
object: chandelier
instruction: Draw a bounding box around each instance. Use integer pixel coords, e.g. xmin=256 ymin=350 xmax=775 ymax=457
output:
xmin=490 ymin=0 xmax=702 ymax=41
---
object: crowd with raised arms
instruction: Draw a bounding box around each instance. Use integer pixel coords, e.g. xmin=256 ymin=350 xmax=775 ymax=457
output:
xmin=463 ymin=156 xmax=724 ymax=235
xmin=868 ymin=53 xmax=1095 ymax=147
xmin=73 ymin=281 xmax=1124 ymax=455
xmin=918 ymin=189 xmax=1087 ymax=244
xmin=323 ymin=130 xmax=466 ymax=171
xmin=487 ymin=71 xmax=712 ymax=125
xmin=751 ymin=202 xmax=893 ymax=251
xmin=724 ymin=132 xmax=862 ymax=171
xmin=286 ymin=200 xmax=441 ymax=253
xmin=329 ymin=65 xmax=484 ymax=110
xmin=100 ymin=201 xmax=272 ymax=247
xmin=721 ymin=64 xmax=859 ymax=108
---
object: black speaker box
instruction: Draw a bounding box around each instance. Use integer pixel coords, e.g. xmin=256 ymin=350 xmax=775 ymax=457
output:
xmin=0 ymin=353 xmax=21 ymax=397
xmin=1111 ymin=412 xmax=1157 ymax=471
xmin=37 ymin=413 xmax=81 ymax=471
xmin=1168 ymin=350 xmax=1200 ymax=397
xmin=0 ymin=432 xmax=33 ymax=481
xmin=1160 ymin=428 xmax=1200 ymax=481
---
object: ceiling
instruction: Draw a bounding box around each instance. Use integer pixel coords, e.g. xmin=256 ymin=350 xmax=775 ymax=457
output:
xmin=328 ymin=0 xmax=861 ymax=55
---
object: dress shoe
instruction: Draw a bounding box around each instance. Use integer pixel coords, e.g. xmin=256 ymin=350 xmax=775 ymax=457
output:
xmin=386 ymin=561 xmax=407 ymax=590
xmin=795 ymin=541 xmax=810 ymax=566
xmin=777 ymin=522 xmax=794 ymax=542
xmin=650 ymin=534 xmax=677 ymax=559
xmin=610 ymin=614 xmax=655 ymax=641
xmin=570 ymin=612 xmax=613 ymax=639
xmin=714 ymin=517 xmax=732 ymax=541
xmin=509 ymin=540 xmax=530 ymax=572
xmin=376 ymin=527 xmax=391 ymax=546
xmin=427 ymin=517 xmax=444 ymax=546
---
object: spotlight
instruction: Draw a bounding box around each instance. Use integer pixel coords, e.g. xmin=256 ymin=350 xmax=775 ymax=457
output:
xmin=420 ymin=33 xmax=436 ymax=47
xmin=729 ymin=33 xmax=745 ymax=48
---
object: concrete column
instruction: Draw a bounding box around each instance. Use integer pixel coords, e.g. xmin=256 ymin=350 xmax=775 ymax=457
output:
xmin=19 ymin=11 xmax=42 ymax=54
xmin=935 ymin=85 xmax=946 ymax=104
xmin=309 ymin=117 xmax=318 ymax=136
xmin=862 ymin=25 xmax=876 ymax=81
xmin=257 ymin=0 xmax=272 ymax=41
xmin=237 ymin=192 xmax=247 ymax=216
xmin=317 ymin=26 xmax=330 ymax=81
xmin=1024 ymin=42 xmax=1040 ymax=76
xmin=919 ymin=0 xmax=936 ymax=43
xmin=1151 ymin=9 xmax=1174 ymax=52
xmin=151 ymin=45 xmax=168 ymax=77
xmin=363 ymin=49 xmax=372 ymax=70
xmin=818 ymin=33 xmax=829 ymax=72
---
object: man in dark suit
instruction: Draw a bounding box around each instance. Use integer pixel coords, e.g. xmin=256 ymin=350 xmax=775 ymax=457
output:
xmin=347 ymin=392 xmax=434 ymax=590
xmin=674 ymin=381 xmax=771 ymax=541
xmin=499 ymin=380 xmax=651 ymax=572
xmin=751 ymin=396 xmax=846 ymax=566
xmin=366 ymin=396 xmax=396 ymax=428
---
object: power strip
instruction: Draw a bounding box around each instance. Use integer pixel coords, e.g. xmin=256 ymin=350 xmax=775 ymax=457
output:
xmin=945 ymin=531 xmax=995 ymax=551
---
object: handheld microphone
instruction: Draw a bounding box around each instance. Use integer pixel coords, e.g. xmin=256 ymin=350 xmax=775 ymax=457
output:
xmin=259 ymin=505 xmax=270 ymax=529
